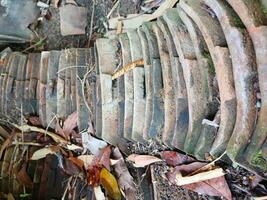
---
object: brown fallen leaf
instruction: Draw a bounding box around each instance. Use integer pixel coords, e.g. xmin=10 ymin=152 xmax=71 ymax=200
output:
xmin=55 ymin=121 xmax=67 ymax=140
xmin=175 ymin=168 xmax=225 ymax=186
xmin=28 ymin=116 xmax=42 ymax=126
xmin=78 ymin=155 xmax=94 ymax=169
xmin=87 ymin=165 xmax=102 ymax=186
xmin=0 ymin=132 xmax=17 ymax=159
xmin=162 ymin=151 xmax=195 ymax=166
xmin=63 ymin=111 xmax=78 ymax=139
xmin=127 ymin=154 xmax=162 ymax=167
xmin=100 ymin=168 xmax=121 ymax=200
xmin=113 ymin=147 xmax=136 ymax=200
xmin=63 ymin=157 xmax=81 ymax=176
xmin=14 ymin=124 xmax=68 ymax=145
xmin=31 ymin=146 xmax=60 ymax=160
xmin=0 ymin=137 xmax=11 ymax=159
xmin=167 ymin=162 xmax=207 ymax=184
xmin=81 ymin=131 xmax=107 ymax=155
xmin=69 ymin=156 xmax=84 ymax=170
xmin=184 ymin=175 xmax=232 ymax=200
xmin=99 ymin=145 xmax=112 ymax=171
xmin=17 ymin=163 xmax=33 ymax=188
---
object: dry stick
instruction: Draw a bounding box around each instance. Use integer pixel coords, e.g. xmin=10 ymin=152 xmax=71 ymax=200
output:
xmin=45 ymin=113 xmax=58 ymax=139
xmin=56 ymin=65 xmax=88 ymax=74
xmin=107 ymin=0 xmax=121 ymax=19
xmin=62 ymin=176 xmax=73 ymax=200
xmin=77 ymin=66 xmax=94 ymax=118
xmin=13 ymin=142 xmax=42 ymax=146
xmin=22 ymin=37 xmax=47 ymax=53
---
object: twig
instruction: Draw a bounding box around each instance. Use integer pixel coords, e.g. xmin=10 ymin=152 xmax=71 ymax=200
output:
xmin=107 ymin=0 xmax=121 ymax=19
xmin=45 ymin=113 xmax=58 ymax=139
xmin=57 ymin=65 xmax=88 ymax=74
xmin=62 ymin=177 xmax=73 ymax=200
xmin=13 ymin=142 xmax=42 ymax=146
xmin=76 ymin=66 xmax=94 ymax=118
xmin=22 ymin=37 xmax=47 ymax=53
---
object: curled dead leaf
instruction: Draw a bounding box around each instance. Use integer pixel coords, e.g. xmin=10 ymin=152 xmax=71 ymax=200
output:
xmin=63 ymin=111 xmax=78 ymax=137
xmin=69 ymin=156 xmax=84 ymax=170
xmin=184 ymin=175 xmax=232 ymax=200
xmin=113 ymin=147 xmax=136 ymax=200
xmin=63 ymin=157 xmax=81 ymax=175
xmin=99 ymin=145 xmax=111 ymax=171
xmin=127 ymin=154 xmax=162 ymax=167
xmin=31 ymin=146 xmax=59 ymax=160
xmin=87 ymin=165 xmax=102 ymax=186
xmin=162 ymin=151 xmax=195 ymax=166
xmin=28 ymin=116 xmax=42 ymax=126
xmin=100 ymin=168 xmax=121 ymax=200
xmin=78 ymin=155 xmax=94 ymax=169
xmin=81 ymin=131 xmax=107 ymax=155
xmin=17 ymin=163 xmax=33 ymax=188
xmin=167 ymin=162 xmax=207 ymax=184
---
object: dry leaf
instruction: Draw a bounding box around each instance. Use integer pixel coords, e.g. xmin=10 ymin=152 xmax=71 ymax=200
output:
xmin=63 ymin=157 xmax=81 ymax=175
xmin=127 ymin=154 xmax=162 ymax=167
xmin=110 ymin=159 xmax=120 ymax=166
xmin=56 ymin=121 xmax=67 ymax=139
xmin=184 ymin=175 xmax=232 ymax=200
xmin=113 ymin=147 xmax=136 ymax=200
xmin=66 ymin=143 xmax=83 ymax=151
xmin=94 ymin=186 xmax=106 ymax=200
xmin=167 ymin=162 xmax=207 ymax=184
xmin=99 ymin=145 xmax=111 ymax=171
xmin=87 ymin=165 xmax=102 ymax=186
xmin=31 ymin=147 xmax=58 ymax=160
xmin=15 ymin=124 xmax=68 ymax=145
xmin=78 ymin=155 xmax=94 ymax=169
xmin=0 ymin=132 xmax=17 ymax=159
xmin=28 ymin=116 xmax=42 ymax=126
xmin=250 ymin=175 xmax=263 ymax=188
xmin=162 ymin=151 xmax=195 ymax=166
xmin=175 ymin=168 xmax=225 ymax=186
xmin=100 ymin=168 xmax=121 ymax=200
xmin=31 ymin=148 xmax=53 ymax=160
xmin=81 ymin=131 xmax=107 ymax=155
xmin=0 ymin=137 xmax=11 ymax=159
xmin=17 ymin=163 xmax=33 ymax=188
xmin=69 ymin=156 xmax=84 ymax=170
xmin=63 ymin=111 xmax=78 ymax=138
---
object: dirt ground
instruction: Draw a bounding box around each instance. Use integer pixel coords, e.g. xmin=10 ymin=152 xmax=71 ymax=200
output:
xmin=1 ymin=0 xmax=267 ymax=199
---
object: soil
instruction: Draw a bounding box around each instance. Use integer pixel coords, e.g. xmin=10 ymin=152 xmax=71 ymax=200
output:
xmin=1 ymin=1 xmax=267 ymax=199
